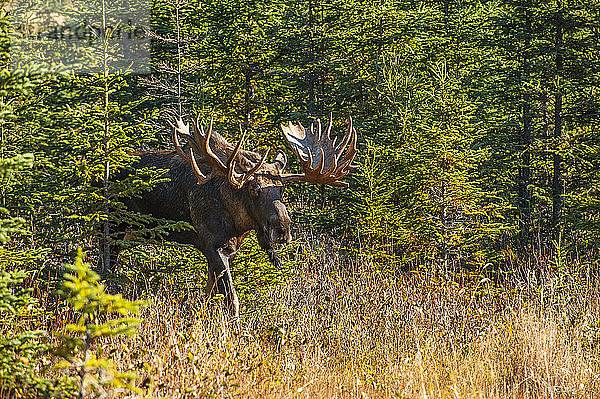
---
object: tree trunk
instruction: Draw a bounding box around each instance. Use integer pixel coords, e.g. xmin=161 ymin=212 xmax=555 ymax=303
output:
xmin=102 ymin=0 xmax=111 ymax=274
xmin=307 ymin=0 xmax=315 ymax=116
xmin=443 ymin=0 xmax=449 ymax=33
xmin=175 ymin=1 xmax=183 ymax=116
xmin=518 ymin=7 xmax=532 ymax=243
xmin=552 ymin=1 xmax=564 ymax=241
xmin=244 ymin=68 xmax=252 ymax=130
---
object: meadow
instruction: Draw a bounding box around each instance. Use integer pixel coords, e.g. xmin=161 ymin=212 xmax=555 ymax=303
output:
xmin=12 ymin=233 xmax=598 ymax=398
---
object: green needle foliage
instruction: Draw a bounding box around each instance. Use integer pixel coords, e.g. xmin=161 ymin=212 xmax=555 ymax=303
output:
xmin=55 ymin=249 xmax=145 ymax=398
xmin=0 ymin=153 xmax=32 ymax=245
xmin=0 ymin=270 xmax=51 ymax=397
xmin=0 ymin=152 xmax=70 ymax=397
xmin=0 ymin=268 xmax=79 ymax=398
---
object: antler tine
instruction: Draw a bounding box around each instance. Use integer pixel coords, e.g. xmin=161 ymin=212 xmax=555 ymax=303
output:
xmin=191 ymin=115 xmax=206 ymax=135
xmin=326 ymin=112 xmax=333 ymax=141
xmin=172 ymin=132 xmax=191 ymax=163
xmin=334 ymin=116 xmax=353 ymax=159
xmin=201 ymin=117 xmax=227 ymax=170
xmin=314 ymin=148 xmax=325 ymax=174
xmin=171 ymin=136 xmax=189 ymax=164
xmin=170 ymin=117 xmax=199 ymax=150
xmin=188 ymin=147 xmax=213 ymax=184
xmin=231 ymin=157 xmax=270 ymax=188
xmin=171 ymin=116 xmax=227 ymax=185
xmin=226 ymin=125 xmax=249 ymax=188
xmin=196 ymin=113 xmax=208 ymax=135
xmin=227 ymin=152 xmax=270 ymax=189
xmin=191 ymin=118 xmax=203 ymax=147
xmin=315 ymin=118 xmax=322 ymax=142
xmin=337 ymin=118 xmax=359 ymax=173
xmin=228 ymin=125 xmax=248 ymax=168
xmin=207 ymin=116 xmax=213 ymax=137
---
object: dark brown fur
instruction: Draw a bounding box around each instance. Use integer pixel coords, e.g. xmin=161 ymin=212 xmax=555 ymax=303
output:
xmin=114 ymin=140 xmax=291 ymax=318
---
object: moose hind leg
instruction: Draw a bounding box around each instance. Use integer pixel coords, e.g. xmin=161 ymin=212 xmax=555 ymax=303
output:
xmin=206 ymin=249 xmax=240 ymax=319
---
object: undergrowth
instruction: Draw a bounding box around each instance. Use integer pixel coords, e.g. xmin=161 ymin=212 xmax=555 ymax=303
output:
xmin=5 ymin=235 xmax=599 ymax=398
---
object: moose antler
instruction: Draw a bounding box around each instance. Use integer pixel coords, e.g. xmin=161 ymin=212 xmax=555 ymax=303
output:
xmin=280 ymin=115 xmax=358 ymax=187
xmin=170 ymin=117 xmax=269 ymax=189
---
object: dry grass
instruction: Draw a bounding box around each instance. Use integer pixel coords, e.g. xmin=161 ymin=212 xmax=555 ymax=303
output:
xmin=87 ymin=244 xmax=600 ymax=399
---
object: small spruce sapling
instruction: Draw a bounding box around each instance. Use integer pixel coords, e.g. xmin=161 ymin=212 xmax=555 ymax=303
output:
xmin=0 ymin=270 xmax=55 ymax=396
xmin=0 ymin=152 xmax=71 ymax=397
xmin=55 ymin=249 xmax=145 ymax=398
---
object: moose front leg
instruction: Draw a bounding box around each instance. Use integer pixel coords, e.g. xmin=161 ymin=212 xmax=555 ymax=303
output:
xmin=205 ymin=249 xmax=240 ymax=319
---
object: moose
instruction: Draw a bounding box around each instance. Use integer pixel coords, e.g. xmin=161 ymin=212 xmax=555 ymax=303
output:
xmin=120 ymin=115 xmax=358 ymax=318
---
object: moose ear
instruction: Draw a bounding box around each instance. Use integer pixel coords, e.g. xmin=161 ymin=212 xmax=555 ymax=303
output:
xmin=274 ymin=150 xmax=287 ymax=172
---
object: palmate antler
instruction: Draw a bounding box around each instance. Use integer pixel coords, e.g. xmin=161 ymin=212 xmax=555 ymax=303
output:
xmin=170 ymin=117 xmax=269 ymax=189
xmin=170 ymin=114 xmax=358 ymax=189
xmin=280 ymin=114 xmax=359 ymax=187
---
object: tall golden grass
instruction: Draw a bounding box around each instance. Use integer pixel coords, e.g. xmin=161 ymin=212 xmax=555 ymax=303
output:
xmin=90 ymin=242 xmax=600 ymax=398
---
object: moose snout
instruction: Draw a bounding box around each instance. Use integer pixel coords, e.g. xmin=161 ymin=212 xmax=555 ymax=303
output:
xmin=267 ymin=219 xmax=292 ymax=244
xmin=268 ymin=222 xmax=292 ymax=244
xmin=268 ymin=200 xmax=292 ymax=244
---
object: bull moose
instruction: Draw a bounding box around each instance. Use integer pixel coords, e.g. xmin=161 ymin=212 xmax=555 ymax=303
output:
xmin=120 ymin=115 xmax=358 ymax=318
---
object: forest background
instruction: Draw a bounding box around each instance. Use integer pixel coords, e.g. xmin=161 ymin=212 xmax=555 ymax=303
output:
xmin=2 ymin=0 xmax=600 ymax=397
